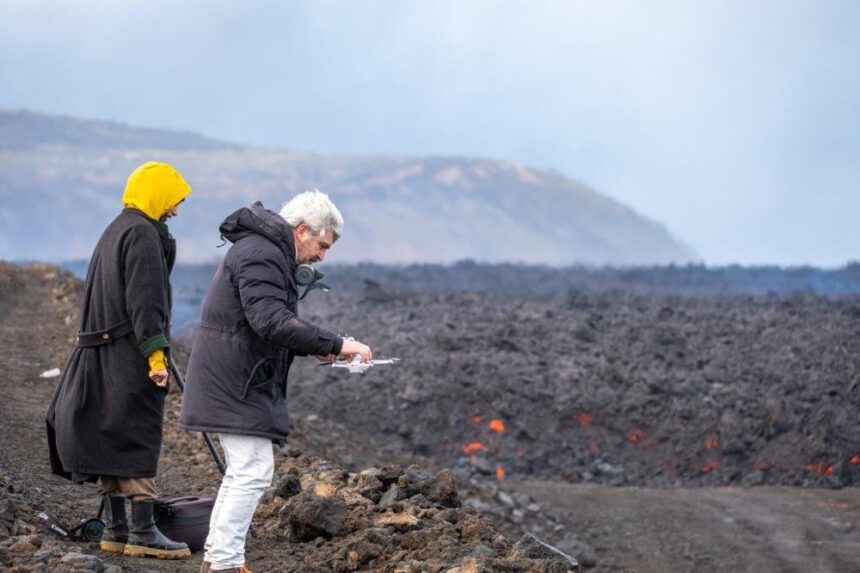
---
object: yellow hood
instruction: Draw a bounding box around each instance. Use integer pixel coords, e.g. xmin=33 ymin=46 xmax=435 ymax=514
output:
xmin=122 ymin=161 xmax=191 ymax=220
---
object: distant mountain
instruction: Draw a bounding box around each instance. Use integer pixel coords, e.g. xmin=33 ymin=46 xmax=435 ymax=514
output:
xmin=0 ymin=110 xmax=694 ymax=265
xmin=0 ymin=109 xmax=238 ymax=151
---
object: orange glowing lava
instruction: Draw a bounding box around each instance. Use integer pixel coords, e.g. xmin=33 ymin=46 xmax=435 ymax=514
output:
xmin=489 ymin=419 xmax=505 ymax=433
xmin=573 ymin=412 xmax=594 ymax=427
xmin=496 ymin=466 xmax=506 ymax=480
xmin=626 ymin=428 xmax=645 ymax=443
xmin=806 ymin=461 xmax=834 ymax=475
xmin=704 ymin=435 xmax=720 ymax=450
xmin=700 ymin=460 xmax=720 ymax=473
xmin=850 ymin=454 xmax=860 ymax=465
xmin=462 ymin=442 xmax=485 ymax=455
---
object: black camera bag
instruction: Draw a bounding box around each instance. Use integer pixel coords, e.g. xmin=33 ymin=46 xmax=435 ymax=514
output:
xmin=154 ymin=496 xmax=214 ymax=553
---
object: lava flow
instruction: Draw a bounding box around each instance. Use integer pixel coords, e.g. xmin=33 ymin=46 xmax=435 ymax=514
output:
xmin=700 ymin=460 xmax=721 ymax=474
xmin=626 ymin=427 xmax=645 ymax=444
xmin=806 ymin=460 xmax=834 ymax=475
xmin=462 ymin=442 xmax=485 ymax=455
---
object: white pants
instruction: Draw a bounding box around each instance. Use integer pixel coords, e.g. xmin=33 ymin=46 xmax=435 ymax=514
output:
xmin=204 ymin=433 xmax=274 ymax=570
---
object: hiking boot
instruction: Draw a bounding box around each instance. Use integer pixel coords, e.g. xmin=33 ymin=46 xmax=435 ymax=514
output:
xmin=123 ymin=499 xmax=191 ymax=559
xmin=99 ymin=494 xmax=128 ymax=554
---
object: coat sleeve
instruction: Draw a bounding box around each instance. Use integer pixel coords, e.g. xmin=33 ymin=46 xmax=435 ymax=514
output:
xmin=123 ymin=224 xmax=171 ymax=357
xmin=235 ymin=248 xmax=343 ymax=356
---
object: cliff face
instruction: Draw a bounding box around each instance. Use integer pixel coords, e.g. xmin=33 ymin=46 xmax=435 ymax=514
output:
xmin=0 ymin=110 xmax=693 ymax=265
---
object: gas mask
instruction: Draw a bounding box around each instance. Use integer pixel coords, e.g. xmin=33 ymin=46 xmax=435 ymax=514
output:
xmin=294 ymin=264 xmax=330 ymax=300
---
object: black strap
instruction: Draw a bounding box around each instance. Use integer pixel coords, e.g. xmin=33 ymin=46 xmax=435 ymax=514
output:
xmin=76 ymin=320 xmax=134 ymax=347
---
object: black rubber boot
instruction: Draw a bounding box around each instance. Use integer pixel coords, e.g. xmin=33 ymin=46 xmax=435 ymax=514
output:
xmin=123 ymin=500 xmax=191 ymax=559
xmin=99 ymin=494 xmax=128 ymax=554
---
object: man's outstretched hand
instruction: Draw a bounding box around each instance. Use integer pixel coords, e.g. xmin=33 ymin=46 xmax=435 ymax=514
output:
xmin=340 ymin=339 xmax=372 ymax=363
xmin=149 ymin=369 xmax=169 ymax=388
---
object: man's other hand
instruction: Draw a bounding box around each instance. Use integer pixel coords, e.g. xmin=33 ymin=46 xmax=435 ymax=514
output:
xmin=149 ymin=369 xmax=169 ymax=388
xmin=340 ymin=340 xmax=372 ymax=363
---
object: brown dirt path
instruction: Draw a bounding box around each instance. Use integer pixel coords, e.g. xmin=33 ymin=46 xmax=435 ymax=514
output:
xmin=0 ymin=263 xmax=213 ymax=571
xmin=0 ymin=263 xmax=89 ymax=512
xmin=513 ymin=480 xmax=860 ymax=572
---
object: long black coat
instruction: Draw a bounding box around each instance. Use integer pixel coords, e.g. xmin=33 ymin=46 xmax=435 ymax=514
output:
xmin=46 ymin=209 xmax=175 ymax=481
xmin=179 ymin=202 xmax=343 ymax=442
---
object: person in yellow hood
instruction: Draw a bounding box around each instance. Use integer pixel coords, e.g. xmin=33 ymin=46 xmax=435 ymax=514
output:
xmin=47 ymin=161 xmax=192 ymax=560
xmin=123 ymin=161 xmax=190 ymax=224
xmin=122 ymin=162 xmax=191 ymax=378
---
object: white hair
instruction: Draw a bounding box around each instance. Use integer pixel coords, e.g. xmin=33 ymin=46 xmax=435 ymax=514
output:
xmin=279 ymin=189 xmax=343 ymax=239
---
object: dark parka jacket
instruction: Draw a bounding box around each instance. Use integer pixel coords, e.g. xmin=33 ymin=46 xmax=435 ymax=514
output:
xmin=179 ymin=202 xmax=343 ymax=442
xmin=46 ymin=210 xmax=177 ymax=481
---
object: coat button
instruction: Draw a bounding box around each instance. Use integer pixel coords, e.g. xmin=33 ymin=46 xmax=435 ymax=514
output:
xmin=102 ymin=333 xmax=110 ymax=340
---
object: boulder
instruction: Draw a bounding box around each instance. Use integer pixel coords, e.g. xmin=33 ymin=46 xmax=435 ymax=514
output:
xmin=419 ymin=469 xmax=461 ymax=508
xmin=274 ymin=474 xmax=302 ymax=500
xmin=280 ymin=492 xmax=348 ymax=541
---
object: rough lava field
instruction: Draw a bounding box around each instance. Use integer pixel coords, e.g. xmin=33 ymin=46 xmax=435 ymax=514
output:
xmin=291 ymin=280 xmax=860 ymax=489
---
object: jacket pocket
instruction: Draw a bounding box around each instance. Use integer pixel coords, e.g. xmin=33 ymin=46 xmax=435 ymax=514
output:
xmin=241 ymin=357 xmax=278 ymax=399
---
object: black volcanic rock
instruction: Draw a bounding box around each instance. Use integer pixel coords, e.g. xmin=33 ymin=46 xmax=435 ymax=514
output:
xmin=280 ymin=492 xmax=349 ymax=541
xmin=419 ymin=469 xmax=461 ymax=508
xmin=288 ymin=280 xmax=860 ymax=489
xmin=274 ymin=474 xmax=303 ymax=500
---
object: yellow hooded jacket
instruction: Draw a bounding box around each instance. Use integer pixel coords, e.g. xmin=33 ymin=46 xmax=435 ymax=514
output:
xmin=123 ymin=161 xmax=191 ymax=221
xmin=122 ymin=162 xmax=191 ymax=372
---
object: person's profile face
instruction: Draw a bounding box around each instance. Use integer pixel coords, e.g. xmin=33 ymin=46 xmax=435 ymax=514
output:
xmin=161 ymin=199 xmax=184 ymax=221
xmin=296 ymin=226 xmax=334 ymax=263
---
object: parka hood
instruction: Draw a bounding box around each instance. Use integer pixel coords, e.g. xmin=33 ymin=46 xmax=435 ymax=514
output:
xmin=219 ymin=201 xmax=296 ymax=260
xmin=122 ymin=162 xmax=191 ymax=221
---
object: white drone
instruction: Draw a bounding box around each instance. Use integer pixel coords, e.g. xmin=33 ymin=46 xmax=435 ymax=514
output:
xmin=320 ymin=355 xmax=400 ymax=374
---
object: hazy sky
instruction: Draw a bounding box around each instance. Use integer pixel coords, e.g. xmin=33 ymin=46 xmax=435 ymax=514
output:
xmin=2 ymin=0 xmax=859 ymax=266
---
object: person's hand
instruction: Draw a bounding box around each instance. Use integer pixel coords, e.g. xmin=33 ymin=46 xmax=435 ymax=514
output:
xmin=340 ymin=339 xmax=372 ymax=363
xmin=149 ymin=369 xmax=169 ymax=388
xmin=316 ymin=353 xmax=337 ymax=362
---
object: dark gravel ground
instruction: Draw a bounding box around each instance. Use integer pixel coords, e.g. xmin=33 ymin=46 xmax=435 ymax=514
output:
xmin=5 ymin=261 xmax=860 ymax=572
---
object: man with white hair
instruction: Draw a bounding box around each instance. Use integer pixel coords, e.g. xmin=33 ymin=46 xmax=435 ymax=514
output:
xmin=180 ymin=192 xmax=371 ymax=573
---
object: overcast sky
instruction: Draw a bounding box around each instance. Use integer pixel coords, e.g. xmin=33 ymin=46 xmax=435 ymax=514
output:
xmin=2 ymin=0 xmax=859 ymax=266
